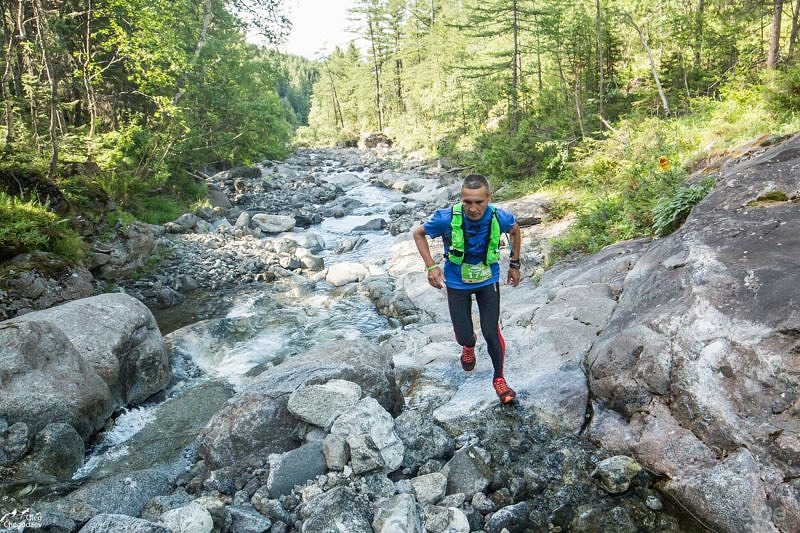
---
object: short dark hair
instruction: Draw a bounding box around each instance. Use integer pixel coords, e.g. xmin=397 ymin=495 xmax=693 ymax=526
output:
xmin=462 ymin=174 xmax=490 ymax=192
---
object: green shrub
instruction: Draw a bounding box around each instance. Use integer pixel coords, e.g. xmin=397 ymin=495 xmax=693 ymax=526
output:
xmin=652 ymin=178 xmax=715 ymax=236
xmin=550 ymin=195 xmax=638 ymax=258
xmin=765 ymin=65 xmax=800 ymax=115
xmin=0 ymin=192 xmax=86 ymax=262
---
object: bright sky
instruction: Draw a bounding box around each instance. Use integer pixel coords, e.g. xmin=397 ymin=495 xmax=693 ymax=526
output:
xmin=282 ymin=0 xmax=358 ymax=59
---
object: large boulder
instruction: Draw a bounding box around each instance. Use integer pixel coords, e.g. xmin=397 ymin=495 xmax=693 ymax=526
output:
xmin=197 ymin=339 xmax=403 ymax=469
xmin=0 ymin=320 xmax=112 ymax=440
xmin=497 ymin=192 xmax=551 ymax=227
xmin=8 ymin=293 xmax=170 ymax=406
xmin=90 ymin=222 xmax=159 ymax=279
xmin=587 ymin=134 xmax=800 ymax=532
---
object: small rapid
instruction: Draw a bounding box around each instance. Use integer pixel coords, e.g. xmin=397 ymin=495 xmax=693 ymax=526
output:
xmin=76 ymin=151 xmax=415 ymax=479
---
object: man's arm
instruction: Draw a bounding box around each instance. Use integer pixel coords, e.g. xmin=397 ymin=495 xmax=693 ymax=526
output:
xmin=507 ymin=222 xmax=521 ymax=287
xmin=413 ymin=225 xmax=445 ymax=289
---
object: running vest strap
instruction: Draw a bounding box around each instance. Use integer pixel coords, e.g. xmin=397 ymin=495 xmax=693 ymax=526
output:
xmin=448 ymin=203 xmax=501 ymax=266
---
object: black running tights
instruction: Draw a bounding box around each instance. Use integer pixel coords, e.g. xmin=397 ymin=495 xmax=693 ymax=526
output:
xmin=446 ymin=282 xmax=506 ymax=378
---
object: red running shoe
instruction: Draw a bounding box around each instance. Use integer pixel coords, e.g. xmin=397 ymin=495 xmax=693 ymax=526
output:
xmin=493 ymin=377 xmax=517 ymax=404
xmin=460 ymin=345 xmax=476 ymax=371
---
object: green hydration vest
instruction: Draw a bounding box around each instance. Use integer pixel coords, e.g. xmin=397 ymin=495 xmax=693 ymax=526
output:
xmin=448 ymin=202 xmax=501 ymax=266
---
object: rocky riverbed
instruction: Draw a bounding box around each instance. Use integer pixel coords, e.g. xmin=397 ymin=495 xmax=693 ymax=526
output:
xmin=2 ymin=137 xmax=800 ymax=532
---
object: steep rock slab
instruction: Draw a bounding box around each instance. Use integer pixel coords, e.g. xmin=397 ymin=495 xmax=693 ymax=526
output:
xmin=86 ymin=380 xmax=234 ymax=480
xmin=429 ymin=240 xmax=649 ymax=434
xmin=34 ymin=468 xmax=172 ymax=526
xmin=197 ymin=339 xmax=403 ymax=469
xmin=9 ymin=293 xmax=169 ymax=406
xmin=588 ymin=134 xmax=800 ymax=532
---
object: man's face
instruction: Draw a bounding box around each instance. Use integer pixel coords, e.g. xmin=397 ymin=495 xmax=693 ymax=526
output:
xmin=461 ymin=185 xmax=491 ymax=220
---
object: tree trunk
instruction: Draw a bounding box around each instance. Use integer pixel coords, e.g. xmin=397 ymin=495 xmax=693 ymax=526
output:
xmin=627 ymin=14 xmax=670 ymax=116
xmin=574 ymin=75 xmax=585 ymax=138
xmin=393 ymin=16 xmax=404 ymax=113
xmin=554 ymin=46 xmax=574 ymax=137
xmin=82 ymin=0 xmax=97 ymax=144
xmin=694 ymin=0 xmax=705 ymax=69
xmin=367 ymin=14 xmax=383 ymax=131
xmin=173 ymin=0 xmax=213 ymax=105
xmin=790 ymin=0 xmax=800 ymax=55
xmin=323 ymin=62 xmax=343 ymax=130
xmin=768 ymin=0 xmax=783 ymax=68
xmin=510 ymin=0 xmax=519 ymax=132
xmin=1 ymin=0 xmax=17 ymax=146
xmin=595 ymin=0 xmax=604 ymax=120
xmin=32 ymin=0 xmax=60 ymax=178
xmin=534 ymin=13 xmax=543 ymax=94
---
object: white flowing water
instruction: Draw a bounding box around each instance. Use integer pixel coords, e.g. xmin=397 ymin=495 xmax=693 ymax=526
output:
xmin=76 ymin=161 xmax=412 ymax=478
xmin=172 ymin=172 xmax=404 ymax=387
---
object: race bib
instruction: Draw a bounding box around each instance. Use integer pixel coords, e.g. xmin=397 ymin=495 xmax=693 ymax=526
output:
xmin=461 ymin=262 xmax=491 ymax=284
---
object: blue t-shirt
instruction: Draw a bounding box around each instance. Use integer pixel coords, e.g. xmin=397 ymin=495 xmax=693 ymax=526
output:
xmin=423 ymin=204 xmax=516 ymax=289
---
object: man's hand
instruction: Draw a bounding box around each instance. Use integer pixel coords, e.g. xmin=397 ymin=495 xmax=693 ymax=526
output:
xmin=413 ymin=225 xmax=446 ymax=290
xmin=427 ymin=266 xmax=445 ymax=289
xmin=507 ymin=267 xmax=520 ymax=287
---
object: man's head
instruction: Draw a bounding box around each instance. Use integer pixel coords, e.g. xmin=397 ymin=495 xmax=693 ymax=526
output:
xmin=460 ymin=174 xmax=491 ymax=220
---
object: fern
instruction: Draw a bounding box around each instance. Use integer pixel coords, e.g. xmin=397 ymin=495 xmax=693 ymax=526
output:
xmin=652 ymin=179 xmax=715 ymax=237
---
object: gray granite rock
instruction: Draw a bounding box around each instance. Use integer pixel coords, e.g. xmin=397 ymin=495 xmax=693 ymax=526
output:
xmin=9 ymin=293 xmax=169 ymax=407
xmin=251 ymin=214 xmax=295 ymax=234
xmin=395 ymin=410 xmax=454 ymax=473
xmin=440 ymin=446 xmax=492 ymax=498
xmin=346 ymin=434 xmax=385 ymax=475
xmin=484 ymin=501 xmax=531 ymax=533
xmin=330 ymin=397 xmax=404 ymax=472
xmin=266 ymin=441 xmax=327 ymax=497
xmin=372 ymin=493 xmax=423 ymax=533
xmin=410 ymin=473 xmax=447 ymax=505
xmin=227 ymin=505 xmax=271 ymax=533
xmin=299 ymin=486 xmax=373 ymax=533
xmin=78 ymin=514 xmax=170 ymax=532
xmin=160 ymin=502 xmax=213 ymax=533
xmin=322 ymin=433 xmax=348 ymax=471
xmin=20 ymin=423 xmax=84 ymax=480
xmin=34 ymin=469 xmax=172 ymax=524
xmin=0 ymin=320 xmax=112 ymax=439
xmin=591 ymin=456 xmax=642 ymax=494
xmin=287 ymin=379 xmax=361 ymax=429
xmin=197 ymin=339 xmax=402 ymax=469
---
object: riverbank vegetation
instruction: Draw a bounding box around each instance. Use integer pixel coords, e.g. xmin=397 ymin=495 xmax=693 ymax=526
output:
xmin=302 ymin=0 xmax=800 ymax=258
xmin=3 ymin=0 xmax=800 ymax=266
xmin=0 ymin=0 xmax=316 ymax=260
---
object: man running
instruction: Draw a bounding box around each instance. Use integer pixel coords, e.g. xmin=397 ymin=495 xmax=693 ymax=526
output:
xmin=412 ymin=174 xmax=522 ymax=404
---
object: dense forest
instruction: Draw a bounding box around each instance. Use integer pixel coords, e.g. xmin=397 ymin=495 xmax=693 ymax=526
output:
xmin=0 ymin=0 xmax=312 ymax=261
xmin=2 ymin=0 xmax=800 ymax=265
xmin=303 ymin=0 xmax=800 ymax=257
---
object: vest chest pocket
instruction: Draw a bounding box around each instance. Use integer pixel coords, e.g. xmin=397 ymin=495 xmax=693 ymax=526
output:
xmin=461 ymin=262 xmax=492 ymax=283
